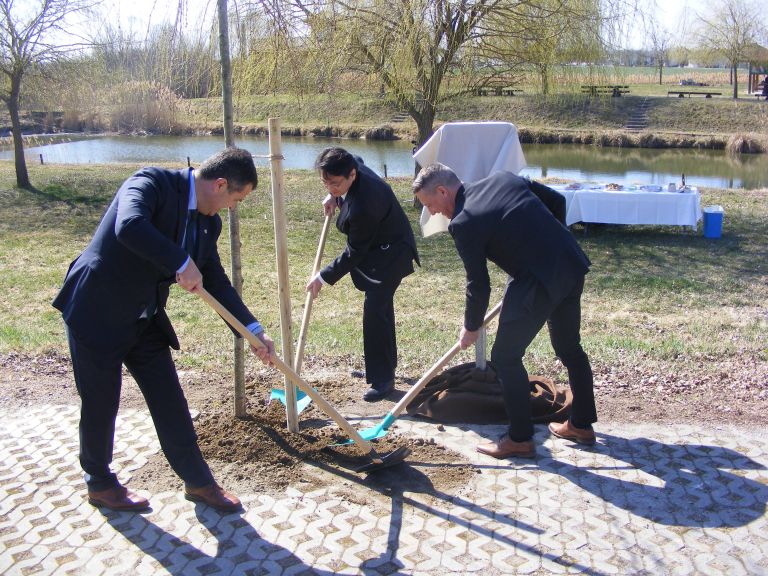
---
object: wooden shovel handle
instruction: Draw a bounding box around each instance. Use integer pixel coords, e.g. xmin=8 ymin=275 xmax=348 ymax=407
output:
xmin=196 ymin=287 xmax=374 ymax=453
xmin=294 ymin=213 xmax=333 ymax=374
xmin=389 ymin=299 xmax=504 ymax=419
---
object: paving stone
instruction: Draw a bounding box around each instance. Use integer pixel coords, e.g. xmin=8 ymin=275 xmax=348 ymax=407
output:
xmin=1 ymin=406 xmax=768 ymax=574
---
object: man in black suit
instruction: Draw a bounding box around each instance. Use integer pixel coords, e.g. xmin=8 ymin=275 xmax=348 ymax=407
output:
xmin=306 ymin=148 xmax=419 ymax=401
xmin=53 ymin=148 xmax=275 ymax=512
xmin=412 ymin=163 xmax=597 ymax=458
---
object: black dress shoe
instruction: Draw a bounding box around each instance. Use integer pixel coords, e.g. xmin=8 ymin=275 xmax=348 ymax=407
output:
xmin=363 ymin=381 xmax=394 ymax=402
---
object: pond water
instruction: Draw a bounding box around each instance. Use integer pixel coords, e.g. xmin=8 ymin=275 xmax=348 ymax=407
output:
xmin=2 ymin=133 xmax=766 ymax=189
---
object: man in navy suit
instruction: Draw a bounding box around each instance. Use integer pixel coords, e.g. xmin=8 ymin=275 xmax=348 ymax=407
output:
xmin=412 ymin=163 xmax=597 ymax=458
xmin=306 ymin=148 xmax=419 ymax=401
xmin=53 ymin=148 xmax=274 ymax=512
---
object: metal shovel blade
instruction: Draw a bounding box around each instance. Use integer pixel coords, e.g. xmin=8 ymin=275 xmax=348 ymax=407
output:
xmin=270 ymin=387 xmax=313 ymax=413
xmin=355 ymin=446 xmax=412 ymax=474
xmin=335 ymin=412 xmax=396 ymax=445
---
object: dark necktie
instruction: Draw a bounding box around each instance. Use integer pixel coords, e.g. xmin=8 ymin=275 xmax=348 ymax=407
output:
xmin=336 ymin=196 xmax=344 ymax=208
xmin=184 ymin=210 xmax=198 ymax=257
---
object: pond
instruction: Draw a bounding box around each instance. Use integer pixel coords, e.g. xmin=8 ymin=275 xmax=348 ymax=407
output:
xmin=2 ymin=134 xmax=766 ymax=189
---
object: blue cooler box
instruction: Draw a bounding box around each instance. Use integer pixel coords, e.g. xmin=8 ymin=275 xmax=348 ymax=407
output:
xmin=703 ymin=205 xmax=724 ymax=238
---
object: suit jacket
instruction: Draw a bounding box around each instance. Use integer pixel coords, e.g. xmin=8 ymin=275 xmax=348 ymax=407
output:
xmin=320 ymin=161 xmax=419 ymax=291
xmin=449 ymin=171 xmax=590 ymax=331
xmin=53 ymin=167 xmax=257 ymax=352
xmin=527 ymin=179 xmax=567 ymax=225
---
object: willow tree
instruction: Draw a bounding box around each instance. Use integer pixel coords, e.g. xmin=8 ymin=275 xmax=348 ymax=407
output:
xmin=258 ymin=0 xmax=635 ymax=146
xmin=0 ymin=0 xmax=95 ymax=189
xmin=480 ymin=0 xmax=603 ymax=95
xmin=255 ymin=0 xmax=509 ymax=146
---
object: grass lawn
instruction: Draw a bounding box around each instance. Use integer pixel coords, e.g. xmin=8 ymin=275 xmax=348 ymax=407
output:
xmin=1 ymin=161 xmax=765 ymax=387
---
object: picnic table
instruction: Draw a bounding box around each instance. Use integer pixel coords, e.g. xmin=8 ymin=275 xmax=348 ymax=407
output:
xmin=580 ymin=85 xmax=629 ymax=97
xmin=549 ymin=183 xmax=702 ymax=229
xmin=667 ymin=90 xmax=722 ymax=98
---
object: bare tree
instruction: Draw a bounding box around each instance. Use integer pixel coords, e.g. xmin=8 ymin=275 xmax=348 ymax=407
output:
xmin=648 ymin=19 xmax=672 ymax=85
xmin=0 ymin=0 xmax=96 ymax=189
xmin=695 ymin=0 xmax=764 ymax=98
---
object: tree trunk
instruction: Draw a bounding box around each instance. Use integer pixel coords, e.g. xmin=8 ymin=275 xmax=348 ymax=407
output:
xmin=7 ymin=73 xmax=30 ymax=189
xmin=411 ymin=107 xmax=435 ymax=209
xmin=732 ymin=63 xmax=738 ymax=99
xmin=658 ymin=61 xmax=663 ymax=85
xmin=540 ymin=65 xmax=549 ymax=95
xmin=217 ymin=0 xmax=247 ymax=418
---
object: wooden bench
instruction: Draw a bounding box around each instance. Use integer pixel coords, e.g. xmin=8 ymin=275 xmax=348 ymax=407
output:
xmin=475 ymin=87 xmax=524 ymax=96
xmin=667 ymin=90 xmax=722 ymax=98
xmin=580 ymin=85 xmax=629 ymax=97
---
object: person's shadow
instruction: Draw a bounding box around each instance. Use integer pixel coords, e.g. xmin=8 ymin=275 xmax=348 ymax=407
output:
xmin=101 ymin=502 xmax=337 ymax=575
xmin=320 ymin=452 xmax=601 ymax=575
xmin=539 ymin=430 xmax=768 ymax=527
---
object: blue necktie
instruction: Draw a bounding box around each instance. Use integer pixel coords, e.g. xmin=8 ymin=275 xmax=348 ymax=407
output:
xmin=184 ymin=210 xmax=198 ymax=257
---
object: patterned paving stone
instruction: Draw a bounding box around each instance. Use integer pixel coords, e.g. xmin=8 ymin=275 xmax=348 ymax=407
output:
xmin=1 ymin=405 xmax=768 ymax=575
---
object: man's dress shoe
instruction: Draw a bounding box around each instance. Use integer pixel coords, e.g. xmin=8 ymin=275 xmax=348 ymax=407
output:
xmin=363 ymin=381 xmax=394 ymax=402
xmin=185 ymin=483 xmax=242 ymax=513
xmin=548 ymin=420 xmax=596 ymax=445
xmin=476 ymin=434 xmax=535 ymax=459
xmin=88 ymin=485 xmax=150 ymax=511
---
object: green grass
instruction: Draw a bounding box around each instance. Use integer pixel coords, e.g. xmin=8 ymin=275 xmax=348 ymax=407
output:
xmin=1 ymin=161 xmax=766 ymax=381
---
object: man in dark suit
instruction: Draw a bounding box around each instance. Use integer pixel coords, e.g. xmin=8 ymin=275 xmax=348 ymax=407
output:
xmin=306 ymin=148 xmax=419 ymax=401
xmin=53 ymin=147 xmax=275 ymax=513
xmin=412 ymin=163 xmax=597 ymax=458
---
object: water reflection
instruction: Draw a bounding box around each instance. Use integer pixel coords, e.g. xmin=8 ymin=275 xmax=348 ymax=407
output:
xmin=2 ymin=134 xmax=766 ymax=189
xmin=520 ymin=144 xmax=768 ymax=189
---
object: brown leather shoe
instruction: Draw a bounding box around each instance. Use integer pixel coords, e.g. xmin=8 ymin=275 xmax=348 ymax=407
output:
xmin=549 ymin=420 xmax=596 ymax=445
xmin=185 ymin=483 xmax=242 ymax=513
xmin=476 ymin=434 xmax=535 ymax=459
xmin=88 ymin=485 xmax=150 ymax=511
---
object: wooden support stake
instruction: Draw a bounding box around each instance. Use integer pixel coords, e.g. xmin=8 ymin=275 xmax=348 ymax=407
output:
xmin=268 ymin=118 xmax=298 ymax=432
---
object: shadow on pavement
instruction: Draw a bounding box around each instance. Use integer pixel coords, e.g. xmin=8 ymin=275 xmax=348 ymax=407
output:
xmin=541 ymin=431 xmax=767 ymax=527
xmin=102 ymin=503 xmax=337 ymax=575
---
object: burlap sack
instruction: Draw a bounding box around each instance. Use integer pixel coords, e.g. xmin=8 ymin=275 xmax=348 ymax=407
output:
xmin=405 ymin=361 xmax=572 ymax=424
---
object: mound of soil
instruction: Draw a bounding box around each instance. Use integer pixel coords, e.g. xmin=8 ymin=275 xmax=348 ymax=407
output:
xmin=2 ymin=350 xmax=767 ymax=498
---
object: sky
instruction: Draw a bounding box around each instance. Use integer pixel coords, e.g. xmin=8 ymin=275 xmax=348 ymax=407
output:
xmin=34 ymin=0 xmax=717 ymax=49
xmin=107 ymin=0 xmax=714 ymax=49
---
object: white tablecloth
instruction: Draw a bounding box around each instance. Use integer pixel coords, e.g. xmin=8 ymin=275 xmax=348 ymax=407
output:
xmin=413 ymin=122 xmax=527 ymax=236
xmin=550 ymin=184 xmax=702 ymax=228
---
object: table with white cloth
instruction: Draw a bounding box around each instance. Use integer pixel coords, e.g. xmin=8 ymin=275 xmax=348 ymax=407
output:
xmin=549 ymin=184 xmax=703 ymax=229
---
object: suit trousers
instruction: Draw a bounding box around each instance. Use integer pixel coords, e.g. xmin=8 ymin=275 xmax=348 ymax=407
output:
xmin=67 ymin=319 xmax=215 ymax=491
xmin=362 ymin=275 xmax=403 ymax=388
xmin=491 ymin=274 xmax=596 ymax=442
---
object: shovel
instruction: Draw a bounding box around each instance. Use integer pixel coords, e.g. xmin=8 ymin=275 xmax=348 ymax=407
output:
xmin=270 ymin=213 xmax=333 ymax=412
xmin=197 ymin=287 xmax=410 ymax=473
xmin=352 ymin=299 xmax=504 ymax=443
